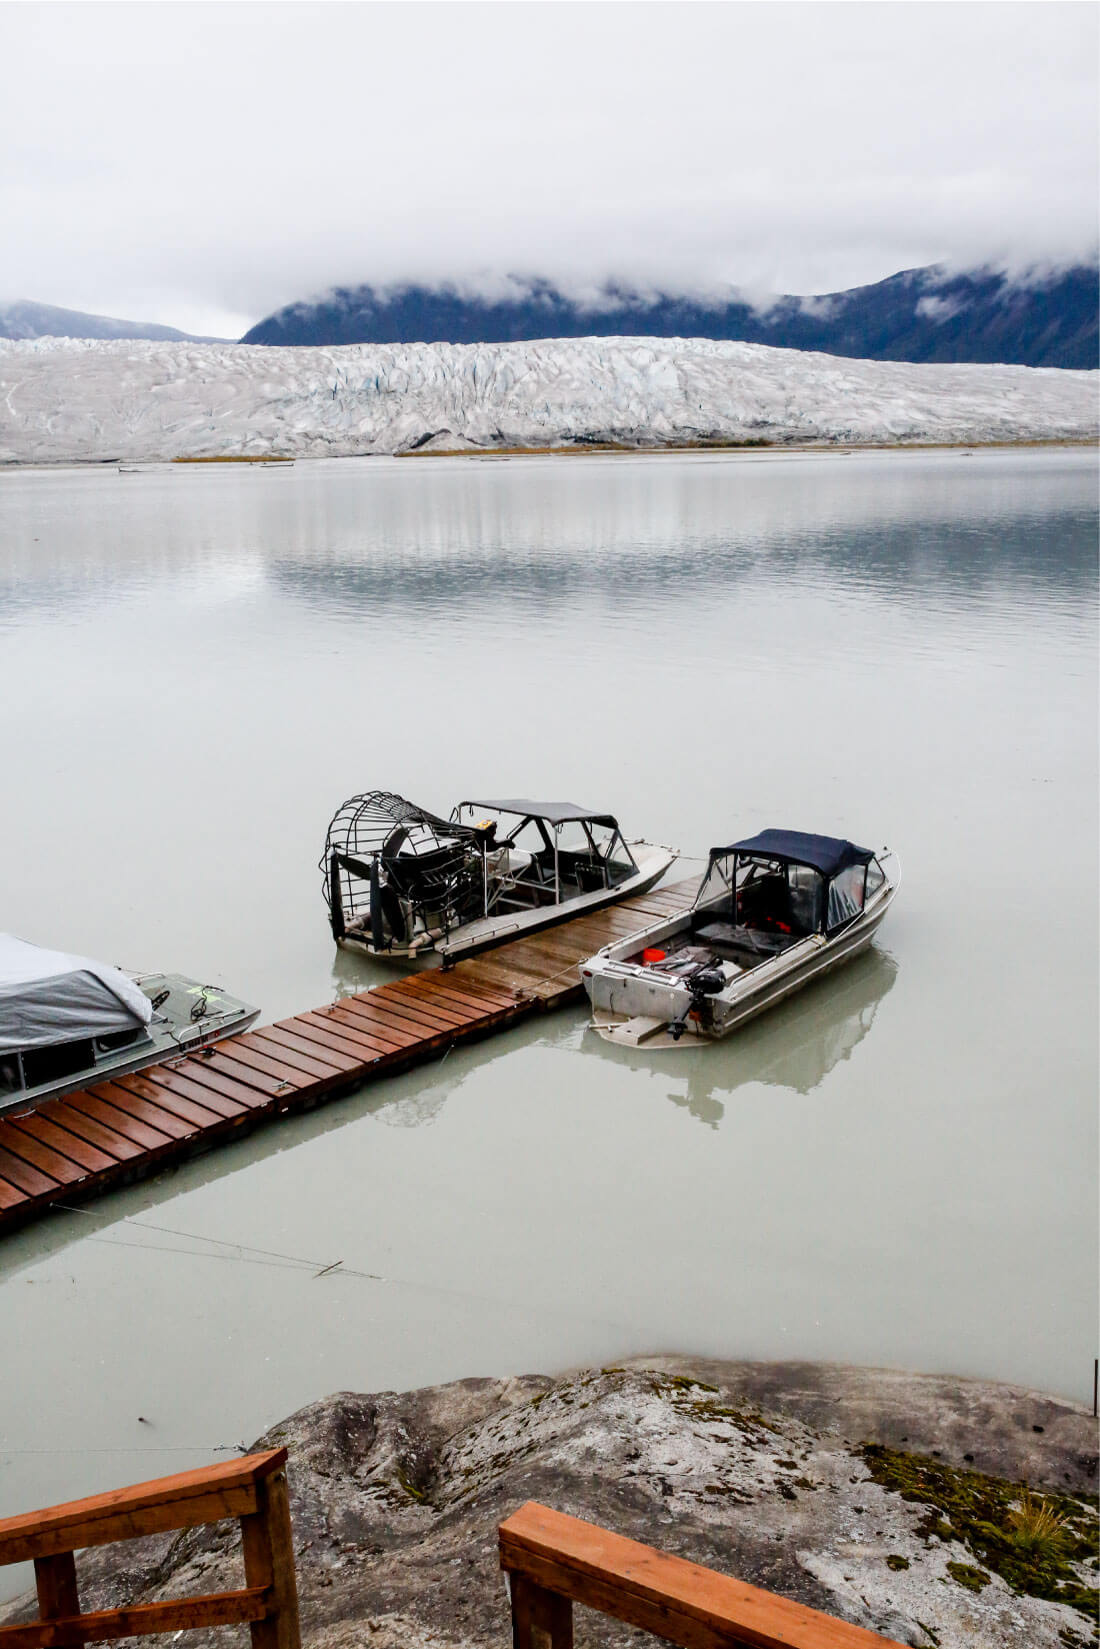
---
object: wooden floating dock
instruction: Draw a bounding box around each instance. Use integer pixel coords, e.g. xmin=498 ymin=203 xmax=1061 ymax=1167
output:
xmin=0 ymin=880 xmax=696 ymax=1235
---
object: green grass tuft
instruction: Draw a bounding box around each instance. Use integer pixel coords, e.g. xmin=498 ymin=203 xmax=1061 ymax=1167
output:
xmin=862 ymin=1443 xmax=1098 ymax=1625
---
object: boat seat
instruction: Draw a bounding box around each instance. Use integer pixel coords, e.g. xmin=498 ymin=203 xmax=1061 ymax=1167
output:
xmin=695 ymin=921 xmax=792 ymax=963
xmin=575 ymin=861 xmax=607 ymax=893
xmin=694 ymin=920 xmax=741 ymax=946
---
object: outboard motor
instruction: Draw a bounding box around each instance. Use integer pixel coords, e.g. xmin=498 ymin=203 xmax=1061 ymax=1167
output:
xmin=667 ymin=962 xmax=726 ymax=1041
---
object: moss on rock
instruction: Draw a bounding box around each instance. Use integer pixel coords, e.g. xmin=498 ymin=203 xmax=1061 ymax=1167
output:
xmin=946 ymin=1561 xmax=992 ymax=1592
xmin=862 ymin=1442 xmax=1098 ymax=1626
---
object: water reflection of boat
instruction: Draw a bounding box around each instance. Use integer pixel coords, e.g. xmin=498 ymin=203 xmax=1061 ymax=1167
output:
xmin=728 ymin=945 xmax=897 ymax=1093
xmin=581 ymin=947 xmax=898 ymax=1127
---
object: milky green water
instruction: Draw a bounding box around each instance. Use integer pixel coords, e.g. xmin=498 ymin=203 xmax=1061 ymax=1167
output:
xmin=0 ymin=447 xmax=1095 ymax=1579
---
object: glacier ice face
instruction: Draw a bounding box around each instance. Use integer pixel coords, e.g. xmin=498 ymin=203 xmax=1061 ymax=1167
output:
xmin=0 ymin=334 xmax=1094 ymax=464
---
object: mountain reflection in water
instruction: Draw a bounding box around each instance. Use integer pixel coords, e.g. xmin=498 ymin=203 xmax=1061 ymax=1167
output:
xmin=1 ymin=449 xmax=1095 ymax=627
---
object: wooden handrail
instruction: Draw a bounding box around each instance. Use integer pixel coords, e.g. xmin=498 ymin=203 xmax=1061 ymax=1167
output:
xmin=0 ymin=1451 xmax=298 ymax=1649
xmin=500 ymin=1501 xmax=906 ymax=1649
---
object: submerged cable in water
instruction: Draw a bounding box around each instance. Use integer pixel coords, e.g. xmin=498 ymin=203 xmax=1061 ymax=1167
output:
xmin=43 ymin=1203 xmax=633 ymax=1332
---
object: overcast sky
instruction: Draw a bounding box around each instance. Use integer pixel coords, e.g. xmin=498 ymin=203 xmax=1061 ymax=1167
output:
xmin=2 ymin=1 xmax=1096 ymax=338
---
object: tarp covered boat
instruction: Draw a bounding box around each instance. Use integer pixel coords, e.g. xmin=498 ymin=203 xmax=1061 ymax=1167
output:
xmin=0 ymin=934 xmax=259 ymax=1111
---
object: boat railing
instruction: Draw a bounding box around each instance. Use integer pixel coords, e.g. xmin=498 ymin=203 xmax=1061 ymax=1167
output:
xmin=500 ymin=1500 xmax=904 ymax=1648
xmin=0 ymin=1450 xmax=299 ymax=1649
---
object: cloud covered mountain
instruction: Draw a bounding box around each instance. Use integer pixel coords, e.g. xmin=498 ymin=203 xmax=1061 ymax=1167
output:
xmin=0 ymin=300 xmax=225 ymax=344
xmin=241 ymin=264 xmax=1098 ymax=369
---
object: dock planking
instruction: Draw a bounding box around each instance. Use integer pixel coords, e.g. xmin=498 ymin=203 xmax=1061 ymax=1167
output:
xmin=0 ymin=877 xmax=697 ymax=1233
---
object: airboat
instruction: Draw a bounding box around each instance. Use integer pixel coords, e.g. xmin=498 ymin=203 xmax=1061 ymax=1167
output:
xmin=581 ymin=829 xmax=899 ymax=1047
xmin=321 ymin=793 xmax=676 ymax=962
xmin=0 ymin=933 xmax=259 ymax=1113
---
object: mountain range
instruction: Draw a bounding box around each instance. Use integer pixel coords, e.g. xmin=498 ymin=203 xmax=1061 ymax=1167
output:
xmin=4 ymin=264 xmax=1096 ymax=368
xmin=242 ymin=264 xmax=1098 ymax=369
xmin=0 ymin=300 xmax=224 ymax=344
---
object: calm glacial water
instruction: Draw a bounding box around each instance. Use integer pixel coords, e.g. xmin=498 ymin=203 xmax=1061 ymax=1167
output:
xmin=0 ymin=447 xmax=1096 ymax=1570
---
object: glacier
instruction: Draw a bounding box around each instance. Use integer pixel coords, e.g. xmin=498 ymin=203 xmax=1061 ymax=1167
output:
xmin=0 ymin=334 xmax=1094 ymax=464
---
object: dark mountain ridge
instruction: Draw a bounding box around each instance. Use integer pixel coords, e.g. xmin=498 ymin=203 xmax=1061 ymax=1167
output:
xmin=242 ymin=263 xmax=1098 ymax=368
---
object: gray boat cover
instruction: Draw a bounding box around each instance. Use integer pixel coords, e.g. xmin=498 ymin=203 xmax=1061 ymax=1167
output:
xmin=0 ymin=934 xmax=153 ymax=1051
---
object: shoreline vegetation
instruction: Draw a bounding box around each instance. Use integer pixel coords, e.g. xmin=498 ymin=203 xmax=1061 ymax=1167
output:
xmin=3 ymin=437 xmax=1096 ymax=472
xmin=395 ymin=436 xmax=1098 ymax=457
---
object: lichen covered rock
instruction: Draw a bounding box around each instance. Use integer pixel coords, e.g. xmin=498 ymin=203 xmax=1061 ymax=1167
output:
xmin=2 ymin=1359 xmax=1095 ymax=1648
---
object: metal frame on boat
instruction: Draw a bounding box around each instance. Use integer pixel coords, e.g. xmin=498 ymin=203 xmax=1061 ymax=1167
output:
xmin=321 ymin=792 xmax=676 ymax=962
xmin=581 ymin=829 xmax=899 ymax=1047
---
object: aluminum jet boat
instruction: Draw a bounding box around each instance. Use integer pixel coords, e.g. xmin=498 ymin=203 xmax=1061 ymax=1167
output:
xmin=322 ymin=792 xmax=676 ymax=962
xmin=581 ymin=829 xmax=899 ymax=1047
xmin=0 ymin=934 xmax=259 ymax=1113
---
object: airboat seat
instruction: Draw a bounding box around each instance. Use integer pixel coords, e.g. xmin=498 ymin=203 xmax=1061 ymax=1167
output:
xmin=383 ymin=843 xmax=468 ymax=898
xmin=497 ymin=847 xmax=533 ymax=881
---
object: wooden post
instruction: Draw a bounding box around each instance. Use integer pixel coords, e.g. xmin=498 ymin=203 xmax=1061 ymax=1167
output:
xmin=33 ymin=1554 xmax=82 ymax=1647
xmin=510 ymin=1573 xmax=573 ymax=1649
xmin=240 ymin=1469 xmax=300 ymax=1649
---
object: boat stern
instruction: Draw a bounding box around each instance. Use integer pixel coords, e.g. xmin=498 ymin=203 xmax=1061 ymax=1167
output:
xmin=135 ymin=973 xmax=260 ymax=1053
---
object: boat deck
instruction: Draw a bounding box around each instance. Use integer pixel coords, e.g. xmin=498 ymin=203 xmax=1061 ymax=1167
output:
xmin=0 ymin=879 xmax=695 ymax=1234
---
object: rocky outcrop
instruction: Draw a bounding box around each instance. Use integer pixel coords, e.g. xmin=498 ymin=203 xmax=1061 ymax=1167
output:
xmin=3 ymin=1359 xmax=1096 ymax=1649
xmin=0 ymin=335 xmax=1095 ymax=463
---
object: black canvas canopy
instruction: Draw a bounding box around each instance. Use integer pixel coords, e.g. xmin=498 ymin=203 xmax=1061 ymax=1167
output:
xmin=716 ymin=829 xmax=874 ymax=878
xmin=463 ymin=799 xmax=617 ymax=827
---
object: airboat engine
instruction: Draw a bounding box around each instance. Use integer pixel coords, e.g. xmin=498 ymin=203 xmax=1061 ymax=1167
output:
xmin=320 ymin=791 xmax=482 ymax=954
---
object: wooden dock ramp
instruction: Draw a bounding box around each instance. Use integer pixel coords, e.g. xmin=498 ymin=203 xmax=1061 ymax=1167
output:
xmin=0 ymin=879 xmax=696 ymax=1234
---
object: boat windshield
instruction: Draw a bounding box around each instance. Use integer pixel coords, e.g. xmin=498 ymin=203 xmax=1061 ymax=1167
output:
xmin=454 ymin=805 xmax=637 ymax=894
xmin=828 ymin=862 xmax=866 ymax=928
xmin=695 ymin=851 xmax=747 ymax=907
xmin=696 ymin=852 xmax=827 ymax=936
xmin=555 ymin=819 xmax=637 ymax=881
xmin=698 ymin=849 xmax=884 ymax=937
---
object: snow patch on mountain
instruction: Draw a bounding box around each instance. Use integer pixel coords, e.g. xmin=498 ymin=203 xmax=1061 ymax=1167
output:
xmin=0 ymin=335 xmax=1094 ymax=464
